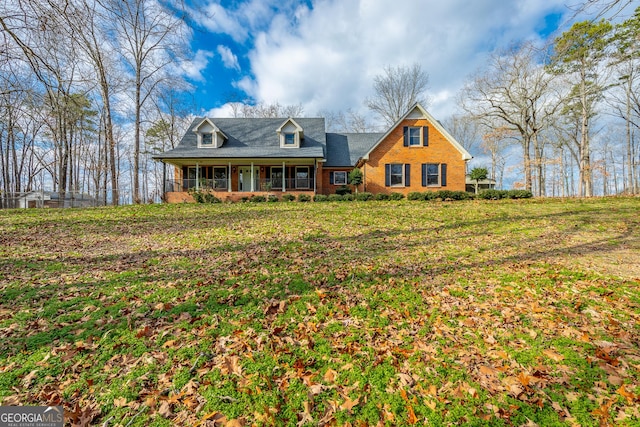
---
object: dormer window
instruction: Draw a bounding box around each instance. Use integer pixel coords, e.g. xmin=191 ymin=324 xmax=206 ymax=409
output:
xmin=277 ymin=118 xmax=304 ymax=148
xmin=201 ymin=133 xmax=213 ymax=146
xmin=194 ymin=118 xmax=227 ymax=148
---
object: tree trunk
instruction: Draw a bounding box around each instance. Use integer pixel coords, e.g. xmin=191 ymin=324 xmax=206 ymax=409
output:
xmin=133 ymin=64 xmax=142 ymax=204
xmin=522 ymin=137 xmax=532 ymax=192
xmin=626 ymin=78 xmax=634 ymax=194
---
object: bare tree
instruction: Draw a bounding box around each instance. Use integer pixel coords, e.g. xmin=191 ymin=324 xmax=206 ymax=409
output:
xmin=101 ymin=0 xmax=188 ymax=204
xmin=228 ymin=101 xmax=305 ymax=118
xmin=320 ymin=108 xmax=374 ymax=133
xmin=462 ymin=42 xmax=561 ymax=196
xmin=442 ymin=114 xmax=481 ymax=154
xmin=367 ymin=63 xmax=429 ymax=126
xmin=55 ymin=0 xmax=124 ymax=205
xmin=481 ymin=125 xmax=513 ymax=189
xmin=609 ymin=7 xmax=640 ymax=193
xmin=575 ymin=0 xmax=635 ymax=18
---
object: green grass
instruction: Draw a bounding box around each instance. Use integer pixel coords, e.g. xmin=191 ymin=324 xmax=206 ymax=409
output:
xmin=0 ymin=197 xmax=639 ymax=426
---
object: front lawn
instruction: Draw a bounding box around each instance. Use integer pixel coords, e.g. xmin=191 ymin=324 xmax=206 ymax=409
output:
xmin=0 ymin=197 xmax=638 ymax=426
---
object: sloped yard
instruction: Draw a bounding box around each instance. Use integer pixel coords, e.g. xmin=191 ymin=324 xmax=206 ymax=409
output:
xmin=0 ymin=197 xmax=639 ymax=426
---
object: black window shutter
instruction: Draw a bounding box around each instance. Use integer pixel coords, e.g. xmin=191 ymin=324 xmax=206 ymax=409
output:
xmin=385 ymin=164 xmax=391 ymax=187
xmin=329 ymin=171 xmax=334 ymax=185
xmin=421 ymin=164 xmax=427 ymax=187
xmin=405 ymin=164 xmax=411 ymax=187
xmin=423 ymin=126 xmax=429 ymax=146
xmin=403 ymin=127 xmax=409 ymax=147
xmin=441 ymin=164 xmax=447 ymax=187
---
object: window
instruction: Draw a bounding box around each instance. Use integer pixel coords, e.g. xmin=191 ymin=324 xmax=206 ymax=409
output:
xmin=408 ymin=127 xmax=421 ymax=146
xmin=426 ymin=164 xmax=439 ymax=185
xmin=390 ymin=164 xmax=403 ymax=186
xmin=422 ymin=163 xmax=447 ymax=187
xmin=296 ymin=166 xmax=310 ymax=188
xmin=385 ymin=164 xmax=411 ymax=187
xmin=403 ymin=126 xmax=429 ymax=147
xmin=284 ymin=133 xmax=295 ymax=145
xmin=333 ymin=171 xmax=347 ymax=185
xmin=201 ymin=133 xmax=213 ymax=145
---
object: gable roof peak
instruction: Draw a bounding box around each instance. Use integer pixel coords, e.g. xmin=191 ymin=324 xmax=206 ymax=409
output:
xmin=360 ymin=102 xmax=472 ymax=162
xmin=193 ymin=117 xmax=216 ymax=132
xmin=276 ymin=117 xmax=304 ymax=133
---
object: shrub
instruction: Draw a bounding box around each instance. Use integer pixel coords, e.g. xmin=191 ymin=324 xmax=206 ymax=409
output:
xmin=478 ymin=189 xmax=506 ymax=200
xmin=327 ymin=194 xmax=343 ymax=202
xmin=336 ymin=185 xmax=352 ymax=196
xmin=407 ymin=192 xmax=425 ymax=201
xmin=374 ymin=193 xmax=390 ymax=201
xmin=249 ymin=195 xmax=266 ymax=202
xmin=282 ymin=194 xmax=296 ymax=202
xmin=298 ymin=194 xmax=311 ymax=202
xmin=423 ymin=192 xmax=437 ymax=200
xmin=313 ymin=194 xmax=328 ymax=202
xmin=189 ymin=189 xmax=221 ymax=203
xmin=508 ymin=190 xmax=533 ymax=199
xmin=342 ymin=193 xmax=354 ymax=201
xmin=267 ymin=195 xmax=279 ymax=202
xmin=389 ymin=192 xmax=405 ymax=200
xmin=436 ymin=190 xmax=454 ymax=200
xmin=449 ymin=191 xmax=471 ymax=201
xmin=356 ymin=192 xmax=374 ymax=201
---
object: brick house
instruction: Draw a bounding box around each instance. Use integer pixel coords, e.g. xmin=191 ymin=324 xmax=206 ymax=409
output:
xmin=155 ymin=103 xmax=471 ymax=202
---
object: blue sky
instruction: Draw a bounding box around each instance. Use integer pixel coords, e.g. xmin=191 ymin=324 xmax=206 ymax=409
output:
xmin=179 ymin=0 xmax=588 ymax=121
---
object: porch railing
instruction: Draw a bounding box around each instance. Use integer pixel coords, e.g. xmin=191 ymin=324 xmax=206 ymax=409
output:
xmin=164 ymin=177 xmax=315 ymax=193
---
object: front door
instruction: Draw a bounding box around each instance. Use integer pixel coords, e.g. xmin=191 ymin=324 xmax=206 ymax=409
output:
xmin=238 ymin=166 xmax=259 ymax=191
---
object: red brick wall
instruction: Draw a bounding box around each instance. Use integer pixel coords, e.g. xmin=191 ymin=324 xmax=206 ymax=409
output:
xmin=363 ymin=118 xmax=467 ymax=194
xmin=320 ymin=168 xmax=354 ymax=195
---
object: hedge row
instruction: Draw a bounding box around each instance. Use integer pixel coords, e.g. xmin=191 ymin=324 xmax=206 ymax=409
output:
xmin=477 ymin=189 xmax=533 ymax=199
xmin=407 ymin=190 xmax=472 ymax=201
xmin=189 ymin=189 xmax=533 ymax=203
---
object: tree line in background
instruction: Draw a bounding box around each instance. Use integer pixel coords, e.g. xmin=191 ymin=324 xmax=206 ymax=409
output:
xmin=0 ymin=0 xmax=193 ymax=207
xmin=1 ymin=1 xmax=638 ymax=207
xmin=457 ymin=9 xmax=640 ymax=197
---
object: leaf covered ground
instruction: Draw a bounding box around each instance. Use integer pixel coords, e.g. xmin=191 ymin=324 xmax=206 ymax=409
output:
xmin=0 ymin=197 xmax=639 ymax=426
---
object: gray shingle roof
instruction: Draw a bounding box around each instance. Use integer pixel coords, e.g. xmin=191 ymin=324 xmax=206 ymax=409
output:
xmin=324 ymin=133 xmax=382 ymax=167
xmin=154 ymin=117 xmax=327 ymax=160
xmin=154 ymin=117 xmax=383 ymax=168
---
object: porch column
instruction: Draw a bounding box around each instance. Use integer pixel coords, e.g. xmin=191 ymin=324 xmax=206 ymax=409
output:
xmin=228 ymin=162 xmax=231 ymax=192
xmin=282 ymin=161 xmax=286 ymax=192
xmin=313 ymin=159 xmax=317 ymax=194
xmin=195 ymin=163 xmax=199 ymax=190
xmin=250 ymin=162 xmax=255 ymax=192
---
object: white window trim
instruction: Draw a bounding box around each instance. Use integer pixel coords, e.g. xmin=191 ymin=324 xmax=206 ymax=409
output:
xmin=333 ymin=171 xmax=347 ymax=185
xmin=390 ymin=164 xmax=404 ymax=187
xmin=408 ymin=127 xmax=422 ymax=147
xmin=198 ymin=132 xmax=220 ymax=148
xmin=426 ymin=163 xmax=440 ymax=186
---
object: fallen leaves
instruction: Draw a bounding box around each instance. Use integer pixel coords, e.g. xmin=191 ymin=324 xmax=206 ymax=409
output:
xmin=1 ymin=199 xmax=639 ymax=426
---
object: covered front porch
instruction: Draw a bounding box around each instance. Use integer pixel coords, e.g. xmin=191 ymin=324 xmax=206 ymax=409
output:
xmin=162 ymin=159 xmax=321 ymax=202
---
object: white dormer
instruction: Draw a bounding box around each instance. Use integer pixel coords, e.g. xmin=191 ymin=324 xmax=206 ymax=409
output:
xmin=194 ymin=118 xmax=227 ymax=148
xmin=276 ymin=118 xmax=304 ymax=148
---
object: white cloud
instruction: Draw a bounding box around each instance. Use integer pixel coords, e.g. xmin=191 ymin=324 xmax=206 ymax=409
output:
xmin=192 ymin=0 xmax=303 ymax=43
xmin=217 ymin=45 xmax=240 ymax=71
xmin=237 ymin=0 xmax=570 ymax=120
xmin=180 ymin=49 xmax=214 ymax=81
